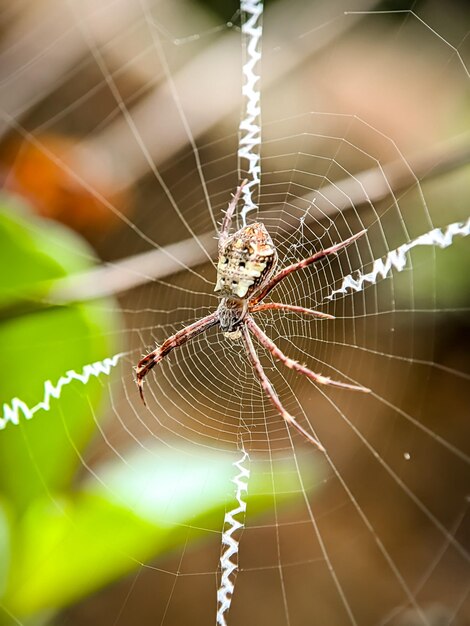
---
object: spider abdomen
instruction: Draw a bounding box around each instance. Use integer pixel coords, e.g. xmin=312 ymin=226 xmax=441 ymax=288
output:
xmin=214 ymin=222 xmax=278 ymax=299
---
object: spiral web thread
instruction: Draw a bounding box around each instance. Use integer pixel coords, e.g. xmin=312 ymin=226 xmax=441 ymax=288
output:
xmin=216 ymin=449 xmax=251 ymax=626
xmin=238 ymin=0 xmax=263 ymax=226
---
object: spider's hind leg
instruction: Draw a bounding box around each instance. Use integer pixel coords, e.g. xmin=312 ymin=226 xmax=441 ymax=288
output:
xmin=247 ymin=316 xmax=370 ymax=394
xmin=241 ymin=324 xmax=325 ymax=451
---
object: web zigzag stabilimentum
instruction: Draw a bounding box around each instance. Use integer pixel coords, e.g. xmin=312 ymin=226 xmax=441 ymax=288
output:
xmin=238 ymin=0 xmax=263 ymax=226
xmin=215 ymin=2 xmax=263 ymax=621
xmin=0 ymin=353 xmax=124 ymax=430
xmin=327 ymin=218 xmax=470 ymax=299
xmin=216 ymin=449 xmax=250 ymax=626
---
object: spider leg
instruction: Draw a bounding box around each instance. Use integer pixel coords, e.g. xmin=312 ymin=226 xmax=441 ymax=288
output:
xmin=246 ymin=316 xmax=370 ymax=393
xmin=253 ymin=229 xmax=367 ymax=303
xmin=219 ymin=179 xmax=248 ymax=248
xmin=241 ymin=324 xmax=325 ymax=451
xmin=136 ymin=312 xmax=219 ymax=405
xmin=250 ymin=302 xmax=334 ymax=320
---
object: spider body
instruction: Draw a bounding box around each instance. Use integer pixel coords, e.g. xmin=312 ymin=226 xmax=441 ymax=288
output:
xmin=136 ymin=181 xmax=370 ymax=451
xmin=215 ymin=221 xmax=278 ymax=335
xmin=214 ymin=222 xmax=278 ymax=300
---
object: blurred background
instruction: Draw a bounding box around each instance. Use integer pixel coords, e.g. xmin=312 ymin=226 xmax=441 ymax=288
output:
xmin=0 ymin=0 xmax=469 ymax=625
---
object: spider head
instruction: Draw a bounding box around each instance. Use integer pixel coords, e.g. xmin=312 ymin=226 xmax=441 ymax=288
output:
xmin=214 ymin=222 xmax=278 ymax=300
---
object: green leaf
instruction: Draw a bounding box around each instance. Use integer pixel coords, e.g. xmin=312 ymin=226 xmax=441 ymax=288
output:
xmin=0 ymin=500 xmax=12 ymax=599
xmin=6 ymin=493 xmax=160 ymax=616
xmin=87 ymin=446 xmax=313 ymax=529
xmin=0 ymin=194 xmax=92 ymax=306
xmin=4 ymin=446 xmax=319 ymax=616
xmin=0 ymin=195 xmax=121 ymax=510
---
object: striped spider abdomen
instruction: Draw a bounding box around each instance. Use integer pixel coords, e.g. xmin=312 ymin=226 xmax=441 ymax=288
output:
xmin=214 ymin=222 xmax=278 ymax=300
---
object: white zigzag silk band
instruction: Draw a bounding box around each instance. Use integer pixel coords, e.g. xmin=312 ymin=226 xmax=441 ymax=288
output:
xmin=239 ymin=0 xmax=263 ymax=226
xmin=216 ymin=449 xmax=250 ymax=626
xmin=215 ymin=3 xmax=263 ymax=621
xmin=0 ymin=353 xmax=123 ymax=430
xmin=328 ymin=218 xmax=470 ymax=299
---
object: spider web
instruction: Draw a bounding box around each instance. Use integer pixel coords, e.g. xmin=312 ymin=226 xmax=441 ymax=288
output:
xmin=1 ymin=1 xmax=470 ymax=625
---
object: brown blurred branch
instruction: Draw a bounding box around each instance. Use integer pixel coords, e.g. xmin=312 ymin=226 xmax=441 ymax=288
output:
xmin=44 ymin=132 xmax=470 ymax=305
xmin=0 ymin=131 xmax=468 ymax=321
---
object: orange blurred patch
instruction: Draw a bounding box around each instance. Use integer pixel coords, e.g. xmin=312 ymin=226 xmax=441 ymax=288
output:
xmin=0 ymin=134 xmax=131 ymax=237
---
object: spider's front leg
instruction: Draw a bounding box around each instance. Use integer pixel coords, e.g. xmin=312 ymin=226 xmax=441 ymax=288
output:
xmin=218 ymin=179 xmax=247 ymax=249
xmin=136 ymin=311 xmax=219 ymax=405
xmin=250 ymin=302 xmax=334 ymax=319
xmin=241 ymin=324 xmax=326 ymax=451
xmin=253 ymin=229 xmax=367 ymax=304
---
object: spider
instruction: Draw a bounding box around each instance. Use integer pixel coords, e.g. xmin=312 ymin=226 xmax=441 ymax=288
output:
xmin=136 ymin=180 xmax=370 ymax=451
